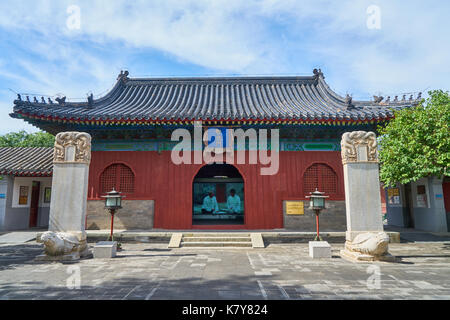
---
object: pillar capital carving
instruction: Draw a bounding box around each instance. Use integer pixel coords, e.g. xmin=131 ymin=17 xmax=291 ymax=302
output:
xmin=53 ymin=132 xmax=91 ymax=164
xmin=341 ymin=131 xmax=378 ymax=165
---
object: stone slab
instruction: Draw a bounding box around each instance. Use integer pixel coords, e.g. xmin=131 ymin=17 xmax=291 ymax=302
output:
xmin=94 ymin=241 xmax=117 ymax=258
xmin=309 ymin=241 xmax=331 ymax=258
xmin=168 ymin=233 xmax=182 ymax=248
xmin=251 ymin=233 xmax=265 ymax=248
xmin=49 ymin=163 xmax=89 ymax=234
xmin=0 ymin=232 xmax=36 ymax=244
xmin=343 ymin=162 xmax=384 ymax=241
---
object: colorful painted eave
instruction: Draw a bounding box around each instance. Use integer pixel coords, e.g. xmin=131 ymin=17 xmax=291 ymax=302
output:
xmin=0 ymin=170 xmax=52 ymax=177
xmin=12 ymin=110 xmax=392 ymax=127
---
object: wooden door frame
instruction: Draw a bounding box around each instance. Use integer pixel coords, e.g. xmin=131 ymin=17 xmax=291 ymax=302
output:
xmin=29 ymin=181 xmax=40 ymax=228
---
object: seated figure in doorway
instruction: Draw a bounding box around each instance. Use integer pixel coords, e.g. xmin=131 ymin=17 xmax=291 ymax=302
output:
xmin=202 ymin=192 xmax=219 ymax=214
xmin=227 ymin=189 xmax=241 ymax=214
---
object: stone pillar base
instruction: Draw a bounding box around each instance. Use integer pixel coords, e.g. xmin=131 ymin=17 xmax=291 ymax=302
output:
xmin=340 ymin=249 xmax=397 ymax=263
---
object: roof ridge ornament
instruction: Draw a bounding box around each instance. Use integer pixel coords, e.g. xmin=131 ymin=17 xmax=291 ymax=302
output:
xmin=55 ymin=96 xmax=66 ymax=106
xmin=117 ymin=70 xmax=130 ymax=83
xmin=373 ymin=95 xmax=383 ymax=103
xmin=374 ymin=92 xmax=422 ymax=104
xmin=87 ymin=93 xmax=94 ymax=108
xmin=313 ymin=68 xmax=324 ymax=80
xmin=345 ymin=94 xmax=355 ymax=110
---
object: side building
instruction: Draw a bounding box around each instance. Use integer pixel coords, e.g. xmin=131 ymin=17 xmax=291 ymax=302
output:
xmin=385 ymin=177 xmax=450 ymax=232
xmin=0 ymin=147 xmax=53 ymax=231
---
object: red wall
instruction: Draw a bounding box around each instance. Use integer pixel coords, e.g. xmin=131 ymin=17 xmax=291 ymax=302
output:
xmin=443 ymin=181 xmax=450 ymax=213
xmin=88 ymin=151 xmax=345 ymax=229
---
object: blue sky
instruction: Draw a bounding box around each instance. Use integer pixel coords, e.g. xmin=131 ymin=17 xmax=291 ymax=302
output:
xmin=0 ymin=0 xmax=449 ymax=134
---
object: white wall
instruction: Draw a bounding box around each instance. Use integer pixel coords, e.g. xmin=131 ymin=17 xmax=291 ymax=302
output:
xmin=11 ymin=177 xmax=52 ymax=208
xmin=410 ymin=177 xmax=447 ymax=232
xmin=0 ymin=176 xmax=8 ymax=228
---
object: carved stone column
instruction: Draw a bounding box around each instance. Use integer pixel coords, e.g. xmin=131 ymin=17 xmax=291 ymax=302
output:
xmin=339 ymin=131 xmax=395 ymax=262
xmin=38 ymin=132 xmax=92 ymax=261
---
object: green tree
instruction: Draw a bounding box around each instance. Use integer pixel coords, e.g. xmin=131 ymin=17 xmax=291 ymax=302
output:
xmin=0 ymin=130 xmax=55 ymax=148
xmin=378 ymin=90 xmax=450 ymax=187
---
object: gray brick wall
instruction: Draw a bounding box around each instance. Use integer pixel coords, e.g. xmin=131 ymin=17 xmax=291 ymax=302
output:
xmin=86 ymin=200 xmax=154 ymax=230
xmin=283 ymin=200 xmax=346 ymax=231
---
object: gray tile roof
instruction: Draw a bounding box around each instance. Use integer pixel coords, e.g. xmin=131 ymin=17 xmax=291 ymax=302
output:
xmin=0 ymin=147 xmax=53 ymax=176
xmin=11 ymin=70 xmax=421 ymax=123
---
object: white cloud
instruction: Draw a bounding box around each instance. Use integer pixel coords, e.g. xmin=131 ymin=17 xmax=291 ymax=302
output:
xmin=0 ymin=0 xmax=449 ymax=134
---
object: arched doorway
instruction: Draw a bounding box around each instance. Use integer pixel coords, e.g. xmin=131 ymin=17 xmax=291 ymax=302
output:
xmin=192 ymin=163 xmax=244 ymax=225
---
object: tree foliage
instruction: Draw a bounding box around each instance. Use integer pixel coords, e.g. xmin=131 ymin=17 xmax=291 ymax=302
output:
xmin=0 ymin=130 xmax=55 ymax=148
xmin=378 ymin=90 xmax=450 ymax=187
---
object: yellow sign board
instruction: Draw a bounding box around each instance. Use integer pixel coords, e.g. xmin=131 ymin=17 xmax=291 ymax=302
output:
xmin=286 ymin=201 xmax=304 ymax=215
xmin=387 ymin=188 xmax=399 ymax=197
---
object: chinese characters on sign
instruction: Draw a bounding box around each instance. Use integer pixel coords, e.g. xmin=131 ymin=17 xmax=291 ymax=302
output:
xmin=19 ymin=186 xmax=28 ymax=205
xmin=286 ymin=201 xmax=304 ymax=215
xmin=44 ymin=187 xmax=52 ymax=203
xmin=387 ymin=188 xmax=400 ymax=205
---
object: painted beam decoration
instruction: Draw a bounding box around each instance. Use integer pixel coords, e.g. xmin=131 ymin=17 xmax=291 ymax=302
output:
xmin=92 ymin=139 xmax=340 ymax=152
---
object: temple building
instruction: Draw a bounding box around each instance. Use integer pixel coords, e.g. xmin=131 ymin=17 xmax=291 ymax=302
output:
xmin=10 ymin=69 xmax=421 ymax=231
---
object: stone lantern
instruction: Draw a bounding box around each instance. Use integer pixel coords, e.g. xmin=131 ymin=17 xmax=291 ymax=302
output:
xmin=101 ymin=188 xmax=123 ymax=242
xmin=306 ymin=188 xmax=329 ymax=241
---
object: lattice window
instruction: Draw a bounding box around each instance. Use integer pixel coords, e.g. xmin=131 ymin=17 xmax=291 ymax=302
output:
xmin=303 ymin=163 xmax=337 ymax=194
xmin=100 ymin=164 xmax=135 ymax=194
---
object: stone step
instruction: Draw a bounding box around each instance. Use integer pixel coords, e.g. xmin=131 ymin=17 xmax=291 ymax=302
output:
xmin=183 ymin=233 xmax=251 ymax=237
xmin=182 ymin=237 xmax=251 ymax=242
xmin=181 ymin=241 xmax=253 ymax=247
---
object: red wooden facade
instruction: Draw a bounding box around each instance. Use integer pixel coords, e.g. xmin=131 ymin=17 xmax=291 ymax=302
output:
xmin=87 ymin=150 xmax=345 ymax=229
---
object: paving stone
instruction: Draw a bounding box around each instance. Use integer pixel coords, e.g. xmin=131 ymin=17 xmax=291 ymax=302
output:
xmin=0 ymin=242 xmax=450 ymax=299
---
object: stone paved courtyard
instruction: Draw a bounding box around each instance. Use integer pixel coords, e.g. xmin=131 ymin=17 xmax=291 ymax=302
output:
xmin=1 ymin=241 xmax=450 ymax=300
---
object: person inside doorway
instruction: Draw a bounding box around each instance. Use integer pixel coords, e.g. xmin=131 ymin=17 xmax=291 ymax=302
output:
xmin=227 ymin=189 xmax=241 ymax=214
xmin=202 ymin=192 xmax=219 ymax=214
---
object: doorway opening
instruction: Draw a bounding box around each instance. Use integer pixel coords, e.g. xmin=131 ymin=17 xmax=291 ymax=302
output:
xmin=192 ymin=163 xmax=244 ymax=226
xmin=29 ymin=181 xmax=40 ymax=228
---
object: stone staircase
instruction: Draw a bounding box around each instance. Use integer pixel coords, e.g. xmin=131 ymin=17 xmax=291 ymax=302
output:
xmin=168 ymin=232 xmax=264 ymax=248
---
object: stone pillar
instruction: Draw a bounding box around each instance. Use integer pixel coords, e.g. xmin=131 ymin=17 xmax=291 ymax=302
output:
xmin=339 ymin=131 xmax=395 ymax=262
xmin=38 ymin=132 xmax=92 ymax=261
